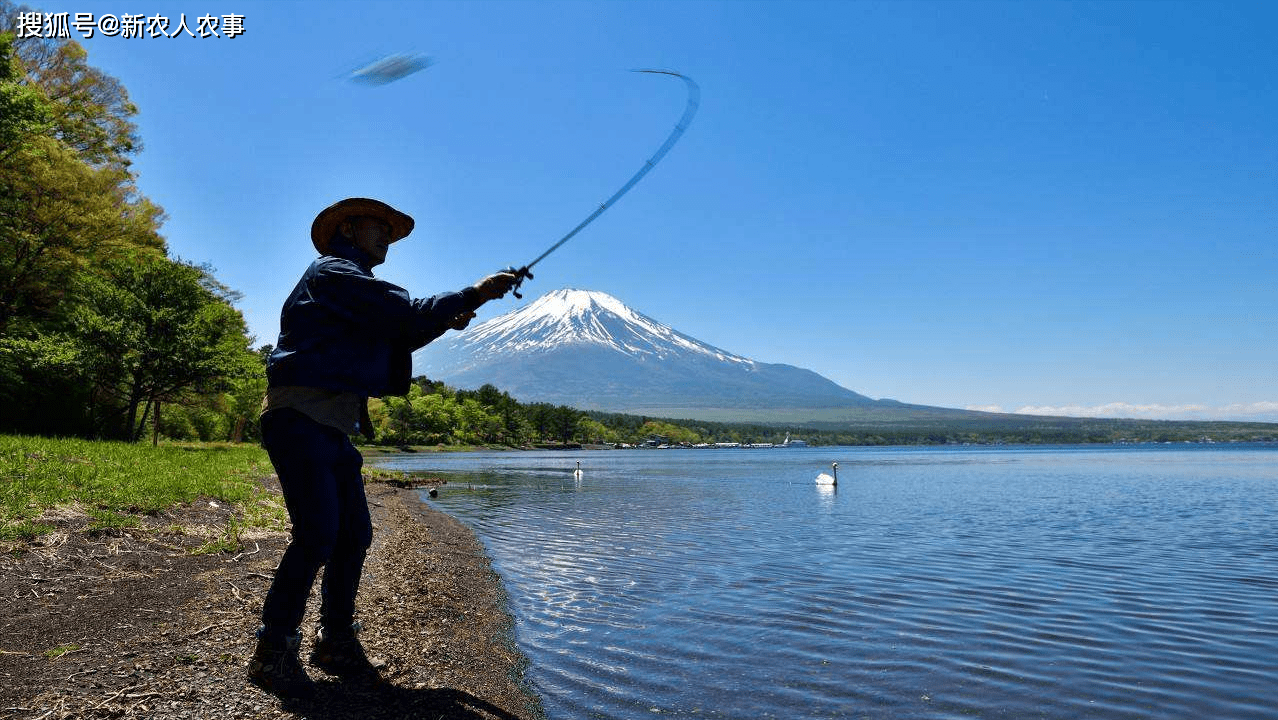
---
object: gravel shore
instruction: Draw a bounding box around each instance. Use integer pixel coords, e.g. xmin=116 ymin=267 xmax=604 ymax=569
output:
xmin=0 ymin=479 xmax=542 ymax=720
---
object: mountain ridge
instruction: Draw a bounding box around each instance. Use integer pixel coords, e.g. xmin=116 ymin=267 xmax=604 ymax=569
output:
xmin=413 ymin=288 xmax=915 ymax=418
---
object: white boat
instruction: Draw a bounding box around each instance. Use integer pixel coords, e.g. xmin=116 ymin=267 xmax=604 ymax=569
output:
xmin=782 ymin=433 xmax=807 ymax=448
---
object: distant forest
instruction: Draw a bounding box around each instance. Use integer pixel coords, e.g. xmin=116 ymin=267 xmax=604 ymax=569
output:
xmin=368 ymin=379 xmax=1278 ymax=449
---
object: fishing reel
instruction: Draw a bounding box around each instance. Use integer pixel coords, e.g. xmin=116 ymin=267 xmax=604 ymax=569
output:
xmin=504 ymin=266 xmax=533 ymax=299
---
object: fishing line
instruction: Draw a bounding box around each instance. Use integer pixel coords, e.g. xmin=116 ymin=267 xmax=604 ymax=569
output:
xmin=347 ymin=59 xmax=700 ymax=298
xmin=508 ymin=69 xmax=700 ymax=297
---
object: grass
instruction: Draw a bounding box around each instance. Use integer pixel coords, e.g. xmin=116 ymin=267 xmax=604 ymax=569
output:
xmin=191 ymin=516 xmax=242 ymax=555
xmin=1 ymin=434 xmax=286 ymax=543
xmin=86 ymin=508 xmax=141 ymax=535
xmin=44 ymin=643 xmax=81 ymax=659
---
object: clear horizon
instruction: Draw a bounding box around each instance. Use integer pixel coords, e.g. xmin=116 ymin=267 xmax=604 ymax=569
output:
xmin=18 ymin=0 xmax=1277 ymax=423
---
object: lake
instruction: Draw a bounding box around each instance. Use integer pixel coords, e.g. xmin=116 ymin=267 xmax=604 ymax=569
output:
xmin=368 ymin=445 xmax=1278 ymax=719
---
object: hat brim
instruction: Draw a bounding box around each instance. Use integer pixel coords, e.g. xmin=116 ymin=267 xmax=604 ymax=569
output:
xmin=311 ymin=198 xmax=415 ymax=255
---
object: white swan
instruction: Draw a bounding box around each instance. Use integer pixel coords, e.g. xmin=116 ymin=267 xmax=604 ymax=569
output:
xmin=815 ymin=462 xmax=838 ymax=486
xmin=573 ymin=461 xmax=583 ymax=481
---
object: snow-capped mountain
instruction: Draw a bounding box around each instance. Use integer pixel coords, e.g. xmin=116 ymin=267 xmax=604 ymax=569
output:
xmin=413 ymin=288 xmax=886 ymax=417
xmin=441 ymin=288 xmax=755 ymax=369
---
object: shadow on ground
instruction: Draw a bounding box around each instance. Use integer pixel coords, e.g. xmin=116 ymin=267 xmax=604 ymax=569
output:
xmin=281 ymin=680 xmax=528 ymax=720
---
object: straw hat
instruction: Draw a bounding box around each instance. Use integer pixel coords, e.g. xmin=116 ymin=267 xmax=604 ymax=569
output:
xmin=310 ymin=198 xmax=415 ymax=254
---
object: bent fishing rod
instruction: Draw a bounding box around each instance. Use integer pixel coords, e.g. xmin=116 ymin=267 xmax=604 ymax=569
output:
xmin=505 ymin=69 xmax=700 ymax=298
xmin=352 ymin=60 xmax=699 ymax=298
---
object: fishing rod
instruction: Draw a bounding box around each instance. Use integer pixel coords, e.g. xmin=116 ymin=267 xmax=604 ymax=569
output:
xmin=506 ymin=69 xmax=700 ymax=298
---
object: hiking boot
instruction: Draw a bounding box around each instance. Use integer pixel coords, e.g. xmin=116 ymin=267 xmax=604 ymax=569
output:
xmin=309 ymin=621 xmax=385 ymax=681
xmin=247 ymin=629 xmax=316 ymax=699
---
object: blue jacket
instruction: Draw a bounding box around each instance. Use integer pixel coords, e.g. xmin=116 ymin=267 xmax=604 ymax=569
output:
xmin=266 ymin=240 xmax=482 ymax=397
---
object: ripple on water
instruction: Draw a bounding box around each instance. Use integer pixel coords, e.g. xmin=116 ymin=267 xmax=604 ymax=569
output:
xmin=393 ymin=446 xmax=1278 ymax=720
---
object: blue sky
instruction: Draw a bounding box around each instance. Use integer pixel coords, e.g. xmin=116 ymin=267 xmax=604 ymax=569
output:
xmin=21 ymin=0 xmax=1277 ymax=421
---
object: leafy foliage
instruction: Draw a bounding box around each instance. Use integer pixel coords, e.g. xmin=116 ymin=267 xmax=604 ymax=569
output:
xmin=1 ymin=6 xmax=141 ymax=170
xmin=0 ymin=22 xmax=257 ymax=442
xmin=71 ymin=259 xmax=258 ymax=440
xmin=0 ymin=135 xmax=165 ymax=331
xmin=0 ymin=31 xmax=50 ymax=156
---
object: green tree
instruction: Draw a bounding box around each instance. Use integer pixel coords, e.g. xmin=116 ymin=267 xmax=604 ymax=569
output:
xmin=457 ymin=383 xmax=532 ymax=445
xmin=524 ymin=403 xmax=555 ymax=443
xmin=0 ymin=17 xmax=255 ymax=442
xmin=0 ymin=329 xmax=94 ymax=435
xmin=0 ymin=20 xmax=164 ymax=334
xmin=411 ymin=391 xmax=459 ymax=442
xmin=377 ymin=391 xmax=418 ymax=444
xmin=0 ymin=30 xmax=51 ymax=160
xmin=455 ymin=398 xmax=501 ymax=445
xmin=1 ymin=6 xmax=141 ymax=170
xmin=376 ymin=385 xmax=460 ymax=445
xmin=551 ymin=405 xmax=585 ymax=445
xmin=155 ymin=390 xmax=232 ymax=442
xmin=75 ymin=258 xmax=258 ymax=441
xmin=638 ymin=420 xmax=703 ymax=445
xmin=0 ymin=136 xmax=164 ymax=332
xmin=222 ymin=345 xmax=272 ymax=443
xmin=576 ymin=417 xmax=616 ymax=444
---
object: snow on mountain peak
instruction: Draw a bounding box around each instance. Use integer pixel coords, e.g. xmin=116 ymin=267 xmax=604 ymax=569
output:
xmin=456 ymin=288 xmax=753 ymax=365
xmin=516 ymin=288 xmax=634 ymax=324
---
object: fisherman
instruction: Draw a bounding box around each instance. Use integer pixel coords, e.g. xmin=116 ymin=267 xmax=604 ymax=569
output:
xmin=248 ymin=198 xmax=517 ymax=698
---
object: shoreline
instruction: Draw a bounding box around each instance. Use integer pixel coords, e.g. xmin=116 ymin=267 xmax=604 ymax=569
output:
xmin=0 ymin=478 xmax=542 ymax=720
xmin=356 ymin=442 xmax=612 ymax=456
xmin=356 ymin=438 xmax=1278 ymax=457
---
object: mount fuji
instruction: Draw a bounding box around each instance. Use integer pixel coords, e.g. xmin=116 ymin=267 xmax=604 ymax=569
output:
xmin=412 ymin=288 xmax=906 ymax=420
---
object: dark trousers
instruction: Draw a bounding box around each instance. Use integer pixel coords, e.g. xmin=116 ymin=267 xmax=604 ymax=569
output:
xmin=259 ymin=408 xmax=372 ymax=640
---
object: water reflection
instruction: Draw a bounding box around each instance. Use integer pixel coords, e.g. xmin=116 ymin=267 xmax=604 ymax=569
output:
xmin=814 ymin=480 xmax=837 ymax=513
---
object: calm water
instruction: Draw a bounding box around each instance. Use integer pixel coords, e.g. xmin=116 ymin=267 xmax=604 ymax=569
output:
xmin=370 ymin=445 xmax=1278 ymax=720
